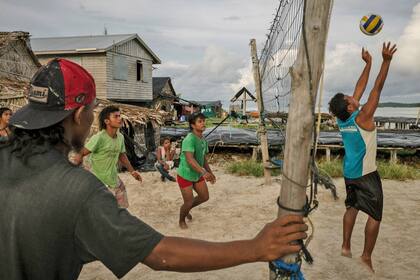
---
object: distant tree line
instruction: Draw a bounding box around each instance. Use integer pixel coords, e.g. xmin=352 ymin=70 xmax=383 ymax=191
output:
xmin=378 ymin=102 xmax=420 ymax=108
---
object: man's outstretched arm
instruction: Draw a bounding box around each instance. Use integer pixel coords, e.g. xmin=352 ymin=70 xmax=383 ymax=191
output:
xmin=353 ymin=48 xmax=372 ymax=101
xmin=359 ymin=42 xmax=397 ymax=125
xmin=143 ymin=215 xmax=307 ymax=272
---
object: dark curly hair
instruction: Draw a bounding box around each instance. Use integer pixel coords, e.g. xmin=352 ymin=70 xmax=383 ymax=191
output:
xmin=329 ymin=93 xmax=350 ymax=122
xmin=99 ymin=105 xmax=120 ymax=130
xmin=1 ymin=123 xmax=66 ymax=163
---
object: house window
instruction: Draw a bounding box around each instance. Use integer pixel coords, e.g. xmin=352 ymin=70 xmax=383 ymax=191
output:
xmin=136 ymin=61 xmax=143 ymax=81
xmin=113 ymin=55 xmax=128 ymax=81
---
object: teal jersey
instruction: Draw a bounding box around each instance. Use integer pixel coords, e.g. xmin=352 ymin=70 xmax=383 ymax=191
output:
xmin=337 ymin=110 xmax=377 ymax=179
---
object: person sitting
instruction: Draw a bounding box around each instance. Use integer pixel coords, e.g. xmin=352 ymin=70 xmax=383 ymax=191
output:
xmin=0 ymin=107 xmax=12 ymax=141
xmin=155 ymin=137 xmax=176 ymax=182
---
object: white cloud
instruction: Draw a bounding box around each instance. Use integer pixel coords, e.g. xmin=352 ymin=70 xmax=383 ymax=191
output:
xmin=156 ymin=45 xmax=249 ymax=104
xmin=396 ymin=3 xmax=420 ymax=75
xmin=324 ymin=42 xmax=363 ymax=94
xmin=155 ymin=61 xmax=189 ymax=76
xmin=230 ymin=62 xmax=254 ymax=93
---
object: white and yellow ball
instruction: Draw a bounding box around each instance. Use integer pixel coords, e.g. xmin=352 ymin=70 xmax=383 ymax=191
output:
xmin=360 ymin=14 xmax=384 ymax=36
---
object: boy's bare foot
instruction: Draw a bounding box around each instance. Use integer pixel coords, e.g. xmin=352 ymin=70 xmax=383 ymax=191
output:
xmin=179 ymin=221 xmax=188 ymax=229
xmin=360 ymin=256 xmax=375 ymax=273
xmin=186 ymin=213 xmax=192 ymax=220
xmin=341 ymin=248 xmax=352 ymax=258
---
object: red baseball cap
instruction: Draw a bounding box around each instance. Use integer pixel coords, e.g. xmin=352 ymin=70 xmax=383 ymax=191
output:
xmin=10 ymin=58 xmax=96 ymax=130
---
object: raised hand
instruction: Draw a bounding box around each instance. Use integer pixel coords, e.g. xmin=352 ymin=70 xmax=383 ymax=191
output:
xmin=362 ymin=47 xmax=372 ymax=64
xmin=382 ymin=42 xmax=397 ymax=61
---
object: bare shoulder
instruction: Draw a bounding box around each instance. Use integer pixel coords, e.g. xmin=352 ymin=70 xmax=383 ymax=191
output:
xmin=355 ymin=112 xmax=375 ymax=131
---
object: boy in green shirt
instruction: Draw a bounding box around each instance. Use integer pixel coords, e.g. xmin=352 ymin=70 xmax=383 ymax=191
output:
xmin=177 ymin=113 xmax=215 ymax=229
xmin=74 ymin=106 xmax=142 ymax=208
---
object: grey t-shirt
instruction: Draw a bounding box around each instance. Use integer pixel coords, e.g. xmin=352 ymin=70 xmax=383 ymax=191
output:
xmin=0 ymin=145 xmax=163 ymax=280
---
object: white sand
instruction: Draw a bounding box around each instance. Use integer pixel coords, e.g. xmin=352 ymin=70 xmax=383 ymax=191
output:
xmin=79 ymin=167 xmax=420 ymax=280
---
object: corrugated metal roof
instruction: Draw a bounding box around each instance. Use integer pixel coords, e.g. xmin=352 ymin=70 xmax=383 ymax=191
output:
xmin=31 ymin=33 xmax=161 ymax=63
xmin=31 ymin=34 xmax=134 ymax=52
xmin=192 ymin=100 xmax=223 ymax=107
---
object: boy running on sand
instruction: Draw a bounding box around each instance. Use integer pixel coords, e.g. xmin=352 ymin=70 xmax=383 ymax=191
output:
xmin=74 ymin=105 xmax=142 ymax=208
xmin=177 ymin=113 xmax=215 ymax=229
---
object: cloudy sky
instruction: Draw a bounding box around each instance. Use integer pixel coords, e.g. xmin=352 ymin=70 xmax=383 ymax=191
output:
xmin=2 ymin=0 xmax=419 ymax=109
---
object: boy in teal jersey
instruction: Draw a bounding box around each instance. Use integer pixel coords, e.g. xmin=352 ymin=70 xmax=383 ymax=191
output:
xmin=74 ymin=106 xmax=142 ymax=208
xmin=329 ymin=42 xmax=397 ymax=272
xmin=177 ymin=113 xmax=215 ymax=229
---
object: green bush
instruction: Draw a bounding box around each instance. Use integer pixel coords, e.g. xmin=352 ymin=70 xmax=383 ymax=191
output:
xmin=226 ymin=160 xmax=280 ymax=177
xmin=317 ymin=159 xmax=420 ymax=181
xmin=227 ymin=158 xmax=419 ymax=180
xmin=377 ymin=161 xmax=420 ymax=180
xmin=317 ymin=159 xmax=343 ymax=178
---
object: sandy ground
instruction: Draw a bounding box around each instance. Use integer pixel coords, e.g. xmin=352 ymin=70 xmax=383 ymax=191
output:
xmin=79 ymin=166 xmax=420 ymax=280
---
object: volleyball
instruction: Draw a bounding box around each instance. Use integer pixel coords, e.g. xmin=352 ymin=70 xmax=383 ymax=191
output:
xmin=360 ymin=14 xmax=384 ymax=36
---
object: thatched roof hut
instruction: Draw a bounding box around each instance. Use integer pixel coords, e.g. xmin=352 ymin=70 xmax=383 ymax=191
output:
xmin=0 ymin=78 xmax=28 ymax=110
xmin=0 ymin=31 xmax=41 ymax=80
xmin=0 ymin=31 xmax=39 ymax=110
xmin=92 ymin=99 xmax=169 ymax=169
xmin=93 ymin=99 xmax=166 ymax=131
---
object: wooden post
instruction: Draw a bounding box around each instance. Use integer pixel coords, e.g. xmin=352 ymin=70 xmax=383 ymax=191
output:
xmin=252 ymin=146 xmax=259 ymax=161
xmin=250 ymin=39 xmax=271 ymax=185
xmin=390 ymin=149 xmax=398 ymax=164
xmin=242 ymin=88 xmax=247 ymax=117
xmin=272 ymin=0 xmax=333 ymax=277
xmin=326 ymin=147 xmax=331 ymax=162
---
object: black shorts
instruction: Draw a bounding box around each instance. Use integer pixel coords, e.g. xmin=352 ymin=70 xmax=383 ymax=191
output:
xmin=344 ymin=170 xmax=383 ymax=221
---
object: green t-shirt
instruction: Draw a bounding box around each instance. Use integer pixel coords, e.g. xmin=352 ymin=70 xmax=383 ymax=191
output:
xmin=177 ymin=132 xmax=209 ymax=182
xmin=85 ymin=130 xmax=126 ymax=188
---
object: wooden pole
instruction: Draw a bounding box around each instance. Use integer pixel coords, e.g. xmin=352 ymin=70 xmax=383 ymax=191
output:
xmin=250 ymin=39 xmax=271 ymax=185
xmin=390 ymin=149 xmax=398 ymax=164
xmin=243 ymin=88 xmax=247 ymax=117
xmin=271 ymin=0 xmax=333 ymax=278
xmin=326 ymin=147 xmax=331 ymax=162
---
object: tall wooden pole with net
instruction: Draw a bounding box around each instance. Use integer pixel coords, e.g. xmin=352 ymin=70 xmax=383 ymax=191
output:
xmin=269 ymin=0 xmax=333 ymax=278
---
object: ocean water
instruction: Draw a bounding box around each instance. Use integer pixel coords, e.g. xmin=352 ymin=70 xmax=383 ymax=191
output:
xmin=373 ymin=107 xmax=420 ymax=118
xmin=320 ymin=107 xmax=420 ymax=118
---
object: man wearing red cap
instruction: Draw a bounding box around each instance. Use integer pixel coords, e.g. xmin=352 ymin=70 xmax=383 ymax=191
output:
xmin=0 ymin=59 xmax=308 ymax=279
